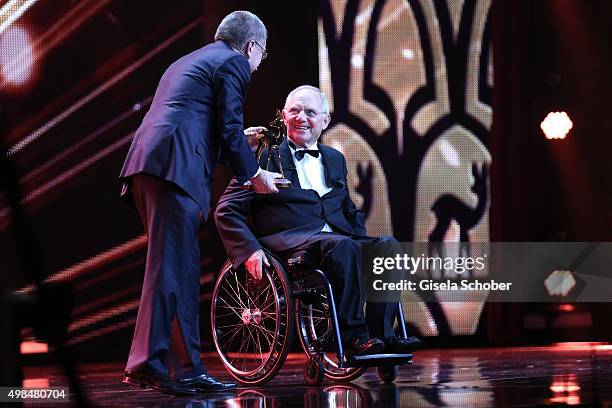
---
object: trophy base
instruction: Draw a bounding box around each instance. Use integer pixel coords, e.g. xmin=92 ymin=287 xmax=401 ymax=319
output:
xmin=242 ymin=178 xmax=292 ymax=190
xmin=274 ymin=178 xmax=292 ymax=188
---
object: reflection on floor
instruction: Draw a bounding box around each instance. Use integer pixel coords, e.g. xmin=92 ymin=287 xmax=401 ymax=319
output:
xmin=20 ymin=344 xmax=612 ymax=407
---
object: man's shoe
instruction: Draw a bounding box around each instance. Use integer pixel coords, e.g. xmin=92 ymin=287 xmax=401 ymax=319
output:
xmin=176 ymin=374 xmax=237 ymax=392
xmin=345 ymin=336 xmax=385 ymax=357
xmin=123 ymin=371 xmax=199 ymax=396
xmin=384 ymin=336 xmax=422 ymax=353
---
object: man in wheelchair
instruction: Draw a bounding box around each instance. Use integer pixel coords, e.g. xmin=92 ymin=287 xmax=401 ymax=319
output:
xmin=214 ymin=85 xmax=421 ymax=358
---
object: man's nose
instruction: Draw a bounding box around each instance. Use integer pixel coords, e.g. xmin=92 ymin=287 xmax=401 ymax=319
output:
xmin=296 ymin=109 xmax=308 ymax=120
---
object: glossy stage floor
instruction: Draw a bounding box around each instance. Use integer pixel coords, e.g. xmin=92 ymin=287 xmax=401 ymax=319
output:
xmin=21 ymin=344 xmax=612 ymax=407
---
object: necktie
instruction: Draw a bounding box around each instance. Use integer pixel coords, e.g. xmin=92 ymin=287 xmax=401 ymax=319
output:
xmin=294 ymin=149 xmax=319 ymax=160
xmin=288 ymin=140 xmax=320 ymax=160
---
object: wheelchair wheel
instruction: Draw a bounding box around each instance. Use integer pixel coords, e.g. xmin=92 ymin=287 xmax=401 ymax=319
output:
xmin=296 ymin=292 xmax=365 ymax=382
xmin=303 ymin=356 xmax=325 ymax=385
xmin=211 ymin=254 xmax=294 ymax=385
xmin=377 ymin=365 xmax=397 ymax=383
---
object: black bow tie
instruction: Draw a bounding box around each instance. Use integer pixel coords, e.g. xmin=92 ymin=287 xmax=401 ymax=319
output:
xmin=294 ymin=149 xmax=320 ymax=160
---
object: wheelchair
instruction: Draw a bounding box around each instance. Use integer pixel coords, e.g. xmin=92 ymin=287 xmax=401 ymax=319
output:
xmin=210 ymin=249 xmax=413 ymax=386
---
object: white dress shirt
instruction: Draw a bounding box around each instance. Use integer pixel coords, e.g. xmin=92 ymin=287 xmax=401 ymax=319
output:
xmin=289 ymin=141 xmax=333 ymax=232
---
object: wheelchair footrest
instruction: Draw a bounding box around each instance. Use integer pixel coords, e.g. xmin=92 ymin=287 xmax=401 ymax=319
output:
xmin=344 ymin=353 xmax=413 ymax=368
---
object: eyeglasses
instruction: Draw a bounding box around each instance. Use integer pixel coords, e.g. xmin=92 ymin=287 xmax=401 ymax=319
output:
xmin=285 ymin=107 xmax=323 ymax=118
xmin=252 ymin=40 xmax=268 ymax=60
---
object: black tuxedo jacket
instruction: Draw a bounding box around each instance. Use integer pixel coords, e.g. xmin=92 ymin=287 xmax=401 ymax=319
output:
xmin=119 ymin=41 xmax=259 ymax=219
xmin=214 ymin=140 xmax=366 ymax=267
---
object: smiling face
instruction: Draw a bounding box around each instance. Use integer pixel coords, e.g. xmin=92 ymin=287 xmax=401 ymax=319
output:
xmin=282 ymin=88 xmax=330 ymax=148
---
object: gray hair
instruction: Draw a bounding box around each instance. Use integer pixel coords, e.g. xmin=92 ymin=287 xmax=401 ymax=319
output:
xmin=285 ymin=85 xmax=330 ymax=114
xmin=214 ymin=11 xmax=267 ymax=50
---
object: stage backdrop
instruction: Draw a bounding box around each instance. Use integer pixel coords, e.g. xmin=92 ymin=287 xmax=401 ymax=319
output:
xmin=317 ymin=0 xmax=492 ymax=337
xmin=0 ymin=0 xmax=491 ymax=363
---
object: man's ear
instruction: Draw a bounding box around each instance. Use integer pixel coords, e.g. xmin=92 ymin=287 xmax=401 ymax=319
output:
xmin=244 ymin=41 xmax=253 ymax=60
xmin=322 ymin=113 xmax=331 ymax=130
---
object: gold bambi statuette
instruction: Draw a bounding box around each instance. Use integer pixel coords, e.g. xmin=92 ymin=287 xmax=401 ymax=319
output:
xmin=243 ymin=110 xmax=292 ymax=189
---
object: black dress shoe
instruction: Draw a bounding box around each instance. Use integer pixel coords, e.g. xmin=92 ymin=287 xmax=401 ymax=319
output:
xmin=176 ymin=374 xmax=237 ymax=392
xmin=384 ymin=336 xmax=422 ymax=353
xmin=345 ymin=336 xmax=385 ymax=357
xmin=123 ymin=371 xmax=199 ymax=396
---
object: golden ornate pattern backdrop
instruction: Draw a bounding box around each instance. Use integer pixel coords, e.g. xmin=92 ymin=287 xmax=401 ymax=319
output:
xmin=318 ymin=0 xmax=492 ymax=336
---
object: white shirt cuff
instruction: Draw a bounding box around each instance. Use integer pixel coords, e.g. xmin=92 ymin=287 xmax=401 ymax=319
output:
xmin=251 ymin=167 xmax=262 ymax=178
xmin=243 ymin=167 xmax=263 ymax=185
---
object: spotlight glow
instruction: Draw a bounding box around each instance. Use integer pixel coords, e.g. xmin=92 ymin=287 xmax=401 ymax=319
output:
xmin=540 ymin=111 xmax=573 ymax=140
xmin=558 ymin=304 xmax=575 ymax=312
xmin=401 ymin=48 xmax=414 ymax=60
xmin=0 ymin=25 xmax=34 ymax=86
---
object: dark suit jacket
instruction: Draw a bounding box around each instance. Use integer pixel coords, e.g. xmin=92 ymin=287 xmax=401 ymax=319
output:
xmin=214 ymin=140 xmax=366 ymax=268
xmin=119 ymin=40 xmax=259 ymax=219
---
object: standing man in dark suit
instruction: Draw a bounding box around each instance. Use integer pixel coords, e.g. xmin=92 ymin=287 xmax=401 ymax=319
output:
xmin=214 ymin=85 xmax=421 ymax=358
xmin=119 ymin=11 xmax=281 ymax=396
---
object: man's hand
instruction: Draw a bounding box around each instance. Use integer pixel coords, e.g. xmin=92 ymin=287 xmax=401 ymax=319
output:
xmin=245 ymin=249 xmax=270 ymax=280
xmin=244 ymin=126 xmax=267 ymax=148
xmin=251 ymin=169 xmax=281 ymax=194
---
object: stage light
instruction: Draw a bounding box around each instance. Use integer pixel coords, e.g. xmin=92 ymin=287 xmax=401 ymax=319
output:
xmin=402 ymin=48 xmax=414 ymax=60
xmin=558 ymin=304 xmax=575 ymax=312
xmin=20 ymin=340 xmax=48 ymax=354
xmin=0 ymin=24 xmax=35 ymax=87
xmin=23 ymin=378 xmax=50 ymax=388
xmin=549 ymin=374 xmax=581 ymax=405
xmin=0 ymin=0 xmax=39 ymax=34
xmin=551 ymin=341 xmax=609 ymax=349
xmin=350 ymin=53 xmax=363 ymax=68
xmin=540 ymin=111 xmax=573 ymax=140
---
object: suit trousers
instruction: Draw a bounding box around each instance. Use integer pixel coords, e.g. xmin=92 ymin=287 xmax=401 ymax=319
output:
xmin=125 ymin=174 xmax=205 ymax=379
xmin=281 ymin=233 xmax=402 ymax=343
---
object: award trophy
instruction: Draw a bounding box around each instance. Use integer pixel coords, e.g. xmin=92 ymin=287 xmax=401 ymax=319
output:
xmin=243 ymin=110 xmax=292 ymax=189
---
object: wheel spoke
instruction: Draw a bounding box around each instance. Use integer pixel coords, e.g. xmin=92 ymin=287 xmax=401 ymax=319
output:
xmin=225 ymin=273 xmax=249 ymax=309
xmin=226 ymin=327 xmax=246 ymax=364
xmin=256 ymin=326 xmax=274 ymax=351
xmin=220 ymin=324 xmax=242 ymax=340
xmin=252 ymin=284 xmax=273 ymax=308
xmin=221 ymin=285 xmax=248 ymax=311
xmin=231 ymin=271 xmax=248 ymax=310
xmin=259 ymin=296 xmax=278 ymax=313
xmin=232 ymin=330 xmax=250 ymax=365
xmin=234 ymin=274 xmax=259 ymax=308
xmin=253 ymin=323 xmax=276 ymax=343
xmin=243 ymin=325 xmax=260 ymax=371
xmin=217 ymin=296 xmax=244 ymax=320
xmin=253 ymin=326 xmax=266 ymax=363
xmin=310 ymin=306 xmax=328 ymax=315
xmin=215 ymin=310 xmax=242 ymax=319
xmin=244 ymin=325 xmax=258 ymax=354
xmin=218 ymin=322 xmax=245 ymax=330
xmin=221 ymin=324 xmax=245 ymax=350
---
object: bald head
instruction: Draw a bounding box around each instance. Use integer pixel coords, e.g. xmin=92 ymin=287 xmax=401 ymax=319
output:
xmin=282 ymin=85 xmax=331 ymax=148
